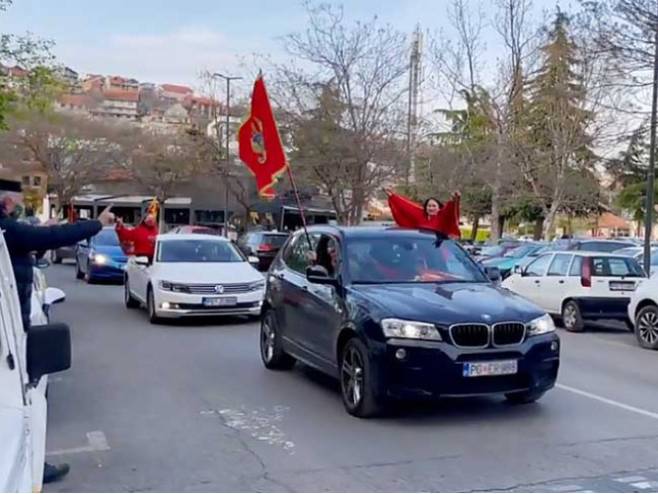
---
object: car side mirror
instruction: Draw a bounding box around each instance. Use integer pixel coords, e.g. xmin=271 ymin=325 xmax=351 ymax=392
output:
xmin=44 ymin=287 xmax=66 ymax=306
xmin=36 ymin=258 xmax=50 ymax=269
xmin=306 ymin=265 xmax=338 ymax=286
xmin=514 ymin=265 xmax=523 ymax=275
xmin=134 ymin=256 xmax=150 ymax=266
xmin=484 ymin=266 xmax=501 ymax=282
xmin=27 ymin=323 xmax=71 ymax=383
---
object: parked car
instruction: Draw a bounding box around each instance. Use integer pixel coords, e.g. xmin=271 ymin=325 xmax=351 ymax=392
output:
xmin=75 ymin=227 xmax=127 ymax=283
xmin=502 ymin=251 xmax=645 ymax=332
xmin=124 ymin=233 xmax=265 ymax=323
xmin=475 ymin=241 xmax=521 ymax=262
xmin=50 ymin=243 xmax=76 ymax=264
xmin=627 ymin=276 xmax=658 ymax=350
xmin=0 ymin=231 xmax=71 ymax=493
xmin=260 ymin=226 xmax=560 ymax=418
xmin=238 ymin=231 xmax=290 ymax=270
xmin=169 ymin=225 xmax=221 ymax=235
xmin=565 ymin=239 xmax=635 ymax=253
xmin=481 ymin=242 xmax=548 ymax=279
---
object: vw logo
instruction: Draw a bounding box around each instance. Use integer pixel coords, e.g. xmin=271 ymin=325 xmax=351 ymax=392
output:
xmin=214 ymin=285 xmax=225 ymax=294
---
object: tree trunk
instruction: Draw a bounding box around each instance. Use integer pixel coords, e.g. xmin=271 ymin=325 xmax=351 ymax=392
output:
xmin=533 ymin=218 xmax=544 ymax=241
xmin=470 ymin=216 xmax=480 ymax=242
xmin=489 ymin=159 xmax=503 ymax=241
xmin=497 ymin=214 xmax=505 ymax=239
xmin=542 ymin=204 xmax=560 ymax=241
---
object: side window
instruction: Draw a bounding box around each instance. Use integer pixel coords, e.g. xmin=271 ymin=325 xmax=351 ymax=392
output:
xmin=569 ymin=256 xmax=583 ymax=276
xmin=547 ymin=254 xmax=572 ymax=276
xmin=314 ymin=234 xmax=341 ymax=278
xmin=525 ymin=254 xmax=552 ymax=277
xmin=284 ymin=234 xmax=319 ymax=273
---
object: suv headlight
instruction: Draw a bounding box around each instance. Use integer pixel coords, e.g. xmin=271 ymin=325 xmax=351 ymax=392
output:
xmin=381 ymin=318 xmax=442 ymax=341
xmin=527 ymin=314 xmax=555 ymax=336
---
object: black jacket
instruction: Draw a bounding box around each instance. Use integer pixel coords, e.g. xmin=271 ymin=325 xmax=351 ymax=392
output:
xmin=0 ymin=212 xmax=102 ymax=287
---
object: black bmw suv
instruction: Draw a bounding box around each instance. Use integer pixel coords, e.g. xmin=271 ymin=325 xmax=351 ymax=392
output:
xmin=260 ymin=226 xmax=560 ymax=417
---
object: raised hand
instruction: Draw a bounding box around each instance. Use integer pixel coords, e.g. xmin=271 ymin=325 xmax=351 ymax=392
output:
xmin=98 ymin=205 xmax=115 ymax=227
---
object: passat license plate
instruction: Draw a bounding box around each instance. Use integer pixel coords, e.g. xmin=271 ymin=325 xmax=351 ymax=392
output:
xmin=203 ymin=297 xmax=238 ymax=307
xmin=463 ymin=360 xmax=518 ymax=377
xmin=609 ymin=281 xmax=635 ymax=291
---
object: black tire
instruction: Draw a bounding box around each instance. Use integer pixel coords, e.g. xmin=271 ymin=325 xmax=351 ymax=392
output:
xmin=124 ymin=278 xmax=140 ymax=309
xmin=340 ymin=338 xmax=386 ymax=418
xmin=635 ymin=305 xmax=658 ymax=350
xmin=562 ymin=300 xmax=585 ymax=332
xmin=75 ymin=260 xmax=84 ymax=280
xmin=51 ymin=251 xmax=62 ymax=264
xmin=147 ymin=287 xmax=161 ymax=324
xmin=85 ymin=262 xmax=94 ymax=284
xmin=505 ymin=389 xmax=546 ymax=404
xmin=260 ymin=311 xmax=295 ymax=370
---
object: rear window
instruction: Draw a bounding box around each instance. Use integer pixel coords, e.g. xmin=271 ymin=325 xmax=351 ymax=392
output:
xmin=591 ymin=256 xmax=645 ymax=277
xmin=263 ymin=234 xmax=288 ymax=247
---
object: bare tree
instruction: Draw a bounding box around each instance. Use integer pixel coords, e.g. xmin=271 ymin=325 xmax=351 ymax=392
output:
xmin=271 ymin=2 xmax=409 ymax=224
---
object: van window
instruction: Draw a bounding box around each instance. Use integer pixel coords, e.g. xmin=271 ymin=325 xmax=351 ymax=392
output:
xmin=569 ymin=256 xmax=583 ymax=276
xmin=525 ymin=254 xmax=552 ymax=277
xmin=591 ymin=256 xmax=645 ymax=277
xmin=548 ymin=254 xmax=572 ymax=276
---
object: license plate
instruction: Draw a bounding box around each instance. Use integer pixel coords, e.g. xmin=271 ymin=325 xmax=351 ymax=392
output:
xmin=463 ymin=360 xmax=518 ymax=377
xmin=202 ymin=297 xmax=238 ymax=307
xmin=610 ymin=281 xmax=635 ymax=291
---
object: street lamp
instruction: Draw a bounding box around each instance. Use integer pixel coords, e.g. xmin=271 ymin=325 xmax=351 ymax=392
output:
xmin=212 ymin=73 xmax=243 ymax=238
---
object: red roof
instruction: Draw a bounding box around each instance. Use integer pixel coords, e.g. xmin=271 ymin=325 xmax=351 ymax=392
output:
xmin=7 ymin=66 xmax=27 ymax=77
xmin=183 ymin=94 xmax=219 ymax=108
xmin=161 ymin=83 xmax=193 ymax=94
xmin=58 ymin=94 xmax=95 ymax=108
xmin=103 ymin=89 xmax=139 ymax=102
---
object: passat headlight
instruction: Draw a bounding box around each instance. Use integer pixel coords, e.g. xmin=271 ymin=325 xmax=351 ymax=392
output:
xmin=159 ymin=281 xmax=189 ymax=293
xmin=381 ymin=318 xmax=442 ymax=341
xmin=249 ymin=280 xmax=266 ymax=291
xmin=527 ymin=314 xmax=555 ymax=336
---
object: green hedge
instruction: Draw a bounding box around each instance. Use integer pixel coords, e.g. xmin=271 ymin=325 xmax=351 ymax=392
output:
xmin=460 ymin=228 xmax=490 ymax=242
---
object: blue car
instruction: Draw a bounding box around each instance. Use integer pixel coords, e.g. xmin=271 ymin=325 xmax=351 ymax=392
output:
xmin=482 ymin=243 xmax=549 ymax=279
xmin=261 ymin=227 xmax=560 ymax=417
xmin=75 ymin=227 xmax=127 ymax=283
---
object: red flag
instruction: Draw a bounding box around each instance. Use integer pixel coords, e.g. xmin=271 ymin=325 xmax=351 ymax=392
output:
xmin=238 ymin=76 xmax=287 ymax=199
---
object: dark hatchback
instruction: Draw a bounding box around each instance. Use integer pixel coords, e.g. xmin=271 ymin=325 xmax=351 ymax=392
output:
xmin=238 ymin=231 xmax=290 ymax=270
xmin=260 ymin=227 xmax=560 ymax=417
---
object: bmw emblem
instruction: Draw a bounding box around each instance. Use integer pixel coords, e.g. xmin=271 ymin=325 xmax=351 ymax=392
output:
xmin=214 ymin=285 xmax=225 ymax=294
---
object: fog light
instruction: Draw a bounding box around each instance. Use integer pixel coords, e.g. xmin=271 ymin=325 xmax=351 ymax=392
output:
xmin=551 ymin=341 xmax=559 ymax=352
xmin=161 ymin=302 xmax=171 ymax=310
xmin=395 ymin=348 xmax=407 ymax=360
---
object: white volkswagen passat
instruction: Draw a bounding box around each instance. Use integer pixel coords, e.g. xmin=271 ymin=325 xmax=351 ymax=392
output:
xmin=124 ymin=233 xmax=265 ymax=323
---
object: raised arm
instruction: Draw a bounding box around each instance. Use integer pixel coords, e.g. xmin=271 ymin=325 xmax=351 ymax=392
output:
xmin=4 ymin=220 xmax=103 ymax=255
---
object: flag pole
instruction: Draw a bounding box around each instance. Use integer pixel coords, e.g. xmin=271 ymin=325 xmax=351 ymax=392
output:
xmin=285 ymin=164 xmax=313 ymax=249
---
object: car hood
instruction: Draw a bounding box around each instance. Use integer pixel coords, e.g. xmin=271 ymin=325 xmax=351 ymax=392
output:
xmin=351 ymin=282 xmax=544 ymax=325
xmin=154 ymin=262 xmax=263 ymax=284
xmin=93 ymin=245 xmax=127 ymax=261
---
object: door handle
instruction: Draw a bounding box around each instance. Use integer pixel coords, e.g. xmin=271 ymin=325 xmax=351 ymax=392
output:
xmin=558 ymin=280 xmax=565 ymax=284
xmin=534 ymin=280 xmax=541 ymax=284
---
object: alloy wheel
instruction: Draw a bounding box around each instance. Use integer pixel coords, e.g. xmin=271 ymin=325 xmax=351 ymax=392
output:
xmin=563 ymin=305 xmax=577 ymax=329
xmin=341 ymin=346 xmax=364 ymax=408
xmin=638 ymin=310 xmax=658 ymax=346
xmin=261 ymin=319 xmax=275 ymax=363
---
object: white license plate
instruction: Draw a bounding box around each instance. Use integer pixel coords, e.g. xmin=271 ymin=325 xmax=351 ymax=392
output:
xmin=610 ymin=281 xmax=635 ymax=291
xmin=202 ymin=297 xmax=238 ymax=307
xmin=463 ymin=360 xmax=518 ymax=377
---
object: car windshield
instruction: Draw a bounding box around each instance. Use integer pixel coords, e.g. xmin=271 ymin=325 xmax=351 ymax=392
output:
xmin=347 ymin=235 xmax=487 ymax=284
xmin=480 ymin=245 xmax=505 ymax=257
xmin=95 ymin=229 xmax=120 ymax=246
xmin=504 ymin=244 xmax=539 ymax=258
xmin=157 ymin=239 xmax=244 ymax=263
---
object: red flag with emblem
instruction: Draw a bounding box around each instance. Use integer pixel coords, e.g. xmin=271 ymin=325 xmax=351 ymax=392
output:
xmin=238 ymin=75 xmax=287 ymax=198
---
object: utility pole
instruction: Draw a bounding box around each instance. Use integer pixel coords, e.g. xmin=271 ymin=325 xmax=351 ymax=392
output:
xmin=213 ymin=73 xmax=243 ymax=238
xmin=406 ymin=25 xmax=422 ymax=186
xmin=643 ymin=11 xmax=658 ymax=273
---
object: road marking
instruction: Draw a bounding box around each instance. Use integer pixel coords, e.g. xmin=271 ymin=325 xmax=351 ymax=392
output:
xmin=557 ymin=384 xmax=658 ymax=420
xmin=46 ymin=430 xmax=110 ymax=456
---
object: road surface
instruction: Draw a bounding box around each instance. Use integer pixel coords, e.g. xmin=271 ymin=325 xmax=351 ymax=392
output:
xmin=42 ymin=264 xmax=658 ymax=492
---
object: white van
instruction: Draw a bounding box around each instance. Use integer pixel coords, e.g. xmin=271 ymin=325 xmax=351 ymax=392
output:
xmin=0 ymin=230 xmax=71 ymax=493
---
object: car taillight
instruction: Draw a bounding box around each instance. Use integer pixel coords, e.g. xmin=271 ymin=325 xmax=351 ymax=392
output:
xmin=258 ymin=243 xmax=274 ymax=252
xmin=581 ymin=257 xmax=592 ymax=287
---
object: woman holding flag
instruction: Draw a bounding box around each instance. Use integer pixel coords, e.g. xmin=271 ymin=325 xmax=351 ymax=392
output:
xmin=116 ymin=199 xmax=160 ymax=260
xmin=384 ymin=188 xmax=462 ymax=239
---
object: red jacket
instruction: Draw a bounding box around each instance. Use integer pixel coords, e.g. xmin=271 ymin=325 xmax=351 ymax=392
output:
xmin=116 ymin=222 xmax=158 ymax=257
xmin=388 ymin=193 xmax=461 ymax=238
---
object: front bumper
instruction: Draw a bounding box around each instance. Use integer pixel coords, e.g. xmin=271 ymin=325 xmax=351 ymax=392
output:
xmin=155 ymin=288 xmax=265 ymax=318
xmin=372 ymin=333 xmax=560 ymax=399
xmin=89 ymin=263 xmax=126 ymax=281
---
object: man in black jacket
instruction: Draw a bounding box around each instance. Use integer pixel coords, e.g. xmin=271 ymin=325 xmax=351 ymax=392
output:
xmin=0 ymin=178 xmax=115 ymax=484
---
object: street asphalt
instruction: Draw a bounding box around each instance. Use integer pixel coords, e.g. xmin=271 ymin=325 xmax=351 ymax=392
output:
xmin=42 ymin=264 xmax=658 ymax=493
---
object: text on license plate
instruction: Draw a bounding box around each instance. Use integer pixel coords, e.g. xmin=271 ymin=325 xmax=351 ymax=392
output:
xmin=203 ymin=297 xmax=238 ymax=307
xmin=463 ymin=360 xmax=518 ymax=377
xmin=609 ymin=281 xmax=635 ymax=291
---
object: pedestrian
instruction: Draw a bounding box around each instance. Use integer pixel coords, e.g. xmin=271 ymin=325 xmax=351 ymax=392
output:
xmin=0 ymin=178 xmax=115 ymax=484
xmin=115 ymin=213 xmax=159 ymax=260
xmin=383 ymin=187 xmax=462 ymax=239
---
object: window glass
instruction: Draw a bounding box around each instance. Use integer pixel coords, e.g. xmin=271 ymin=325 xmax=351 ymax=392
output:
xmin=547 ymin=254 xmax=572 ymax=276
xmin=157 ymin=240 xmax=244 ymax=263
xmin=525 ymin=254 xmax=552 ymax=277
xmin=569 ymin=256 xmax=583 ymax=276
xmin=591 ymin=256 xmax=645 ymax=277
xmin=284 ymin=233 xmax=319 ymax=273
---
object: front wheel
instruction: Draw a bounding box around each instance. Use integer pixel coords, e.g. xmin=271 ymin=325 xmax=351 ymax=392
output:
xmin=505 ymin=389 xmax=546 ymax=404
xmin=562 ymin=301 xmax=585 ymax=332
xmin=75 ymin=260 xmax=84 ymax=280
xmin=124 ymin=278 xmax=140 ymax=309
xmin=635 ymin=305 xmax=658 ymax=350
xmin=147 ymin=287 xmax=161 ymax=324
xmin=340 ymin=338 xmax=386 ymax=418
xmin=260 ymin=312 xmax=295 ymax=370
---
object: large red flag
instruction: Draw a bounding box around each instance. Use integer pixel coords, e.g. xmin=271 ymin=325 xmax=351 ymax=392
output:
xmin=238 ymin=76 xmax=287 ymax=199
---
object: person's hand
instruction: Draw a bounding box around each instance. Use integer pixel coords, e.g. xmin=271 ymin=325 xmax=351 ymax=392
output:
xmin=451 ymin=191 xmax=461 ymax=202
xmin=98 ymin=205 xmax=115 ymax=227
xmin=383 ymin=187 xmax=394 ymax=197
